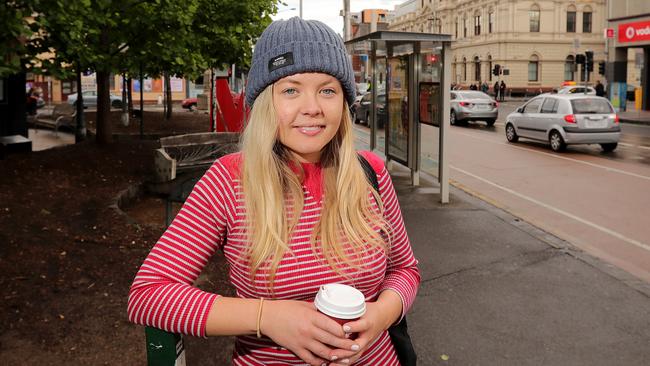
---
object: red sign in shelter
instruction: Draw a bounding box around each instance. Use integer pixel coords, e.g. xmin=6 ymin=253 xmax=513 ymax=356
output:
xmin=618 ymin=20 xmax=650 ymax=43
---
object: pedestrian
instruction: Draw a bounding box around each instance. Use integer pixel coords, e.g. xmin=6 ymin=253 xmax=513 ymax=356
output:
xmin=128 ymin=17 xmax=420 ymax=366
xmin=494 ymin=81 xmax=500 ymax=99
xmin=499 ymin=80 xmax=506 ymax=102
xmin=469 ymin=83 xmax=477 ymax=91
xmin=595 ymin=80 xmax=605 ymax=97
xmin=25 ymin=88 xmax=39 ymax=116
xmin=481 ymin=82 xmax=488 ymax=94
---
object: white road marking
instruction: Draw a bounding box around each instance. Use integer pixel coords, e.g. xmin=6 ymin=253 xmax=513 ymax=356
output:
xmin=455 ymin=131 xmax=650 ymax=182
xmin=451 ymin=165 xmax=650 ymax=253
xmin=604 ymin=142 xmax=650 ymax=151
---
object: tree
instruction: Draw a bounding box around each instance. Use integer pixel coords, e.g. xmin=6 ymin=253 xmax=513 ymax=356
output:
xmin=0 ymin=1 xmax=39 ymax=77
xmin=11 ymin=0 xmax=279 ymax=143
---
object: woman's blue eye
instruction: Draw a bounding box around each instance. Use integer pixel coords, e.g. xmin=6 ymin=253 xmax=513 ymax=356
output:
xmin=283 ymin=88 xmax=297 ymax=95
xmin=321 ymin=88 xmax=336 ymax=95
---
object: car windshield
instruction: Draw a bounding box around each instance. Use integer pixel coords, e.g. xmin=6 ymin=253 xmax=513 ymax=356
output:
xmin=570 ymin=98 xmax=613 ymax=114
xmin=459 ymin=92 xmax=490 ymax=100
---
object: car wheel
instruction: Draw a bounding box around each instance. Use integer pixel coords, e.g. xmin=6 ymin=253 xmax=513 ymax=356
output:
xmin=549 ymin=130 xmax=566 ymax=152
xmin=189 ymin=103 xmax=197 ymax=112
xmin=485 ymin=119 xmax=496 ymax=127
xmin=600 ymin=143 xmax=617 ymax=152
xmin=111 ymin=100 xmax=123 ymax=109
xmin=505 ymin=123 xmax=518 ymax=142
xmin=450 ymin=110 xmax=458 ymax=126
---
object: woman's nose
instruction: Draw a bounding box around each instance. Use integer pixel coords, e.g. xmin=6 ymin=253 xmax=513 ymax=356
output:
xmin=300 ymin=93 xmax=322 ymax=116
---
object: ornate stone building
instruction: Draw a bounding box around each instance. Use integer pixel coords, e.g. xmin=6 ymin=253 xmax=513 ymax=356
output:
xmin=389 ymin=0 xmax=607 ymax=94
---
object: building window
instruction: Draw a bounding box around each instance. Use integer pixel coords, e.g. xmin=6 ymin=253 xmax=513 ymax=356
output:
xmin=474 ymin=56 xmax=481 ymax=81
xmin=474 ymin=14 xmax=481 ymax=35
xmin=529 ymin=5 xmax=540 ymax=32
xmin=463 ymin=17 xmax=467 ymax=37
xmin=567 ymin=10 xmax=576 ymax=32
xmin=528 ymin=55 xmax=539 ymax=81
xmin=455 ymin=20 xmax=458 ymax=38
xmin=564 ymin=55 xmax=575 ymax=81
xmin=462 ymin=57 xmax=467 ymax=81
xmin=583 ymin=11 xmax=592 ymax=33
xmin=488 ymin=11 xmax=494 ymax=33
xmin=487 ymin=55 xmax=493 ymax=81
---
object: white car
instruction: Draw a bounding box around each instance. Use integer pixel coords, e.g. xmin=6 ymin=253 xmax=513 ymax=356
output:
xmin=67 ymin=91 xmax=123 ymax=109
xmin=505 ymin=94 xmax=620 ymax=152
xmin=556 ymin=86 xmax=596 ymax=95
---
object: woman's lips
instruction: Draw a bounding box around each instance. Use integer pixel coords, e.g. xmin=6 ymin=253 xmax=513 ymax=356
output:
xmin=295 ymin=125 xmax=325 ymax=136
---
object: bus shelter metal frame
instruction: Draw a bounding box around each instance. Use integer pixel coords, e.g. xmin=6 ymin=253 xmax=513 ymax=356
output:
xmin=346 ymin=31 xmax=452 ymax=203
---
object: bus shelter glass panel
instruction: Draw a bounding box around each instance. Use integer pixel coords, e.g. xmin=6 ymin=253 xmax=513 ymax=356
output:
xmin=386 ymin=43 xmax=413 ymax=165
xmin=418 ymin=42 xmax=443 ymax=178
xmin=374 ymin=40 xmax=388 ymax=152
xmin=346 ymin=40 xmax=372 ymax=150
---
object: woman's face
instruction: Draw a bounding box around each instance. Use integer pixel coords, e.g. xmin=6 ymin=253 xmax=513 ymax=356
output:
xmin=273 ymin=73 xmax=344 ymax=163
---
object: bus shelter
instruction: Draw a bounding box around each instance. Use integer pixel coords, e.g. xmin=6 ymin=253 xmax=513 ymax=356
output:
xmin=346 ymin=31 xmax=452 ymax=203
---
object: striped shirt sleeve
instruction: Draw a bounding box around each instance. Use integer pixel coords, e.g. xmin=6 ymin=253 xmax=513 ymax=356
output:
xmin=375 ymin=162 xmax=421 ymax=318
xmin=127 ymin=161 xmax=232 ymax=338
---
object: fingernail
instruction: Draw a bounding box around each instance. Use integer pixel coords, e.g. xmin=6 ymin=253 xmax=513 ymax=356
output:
xmin=343 ymin=325 xmax=351 ymax=332
xmin=331 ymin=355 xmax=338 ymax=361
xmin=351 ymin=344 xmax=360 ymax=351
xmin=321 ymin=363 xmax=327 ymax=366
xmin=341 ymin=359 xmax=350 ymax=364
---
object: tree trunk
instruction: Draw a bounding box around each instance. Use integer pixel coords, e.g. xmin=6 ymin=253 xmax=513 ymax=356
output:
xmin=127 ymin=77 xmax=133 ymax=114
xmin=165 ymin=74 xmax=172 ymax=120
xmin=96 ymin=70 xmax=113 ymax=144
xmin=75 ymin=65 xmax=86 ymax=142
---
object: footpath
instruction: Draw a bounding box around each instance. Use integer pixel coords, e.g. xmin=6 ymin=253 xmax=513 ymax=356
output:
xmin=390 ymin=164 xmax=650 ymax=365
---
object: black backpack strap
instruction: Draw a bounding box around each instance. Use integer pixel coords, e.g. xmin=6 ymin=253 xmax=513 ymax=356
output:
xmin=357 ymin=153 xmax=379 ymax=193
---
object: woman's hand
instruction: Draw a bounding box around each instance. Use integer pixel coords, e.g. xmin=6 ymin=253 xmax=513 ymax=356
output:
xmin=326 ymin=301 xmax=391 ymax=365
xmin=260 ymin=300 xmax=360 ymax=366
xmin=329 ymin=290 xmax=403 ymax=365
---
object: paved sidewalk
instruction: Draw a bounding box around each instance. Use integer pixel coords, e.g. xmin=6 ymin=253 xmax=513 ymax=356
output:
xmin=620 ymin=108 xmax=650 ymax=125
xmin=389 ymin=165 xmax=650 ymax=365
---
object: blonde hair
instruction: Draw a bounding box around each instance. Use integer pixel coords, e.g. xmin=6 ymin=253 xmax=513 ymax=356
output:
xmin=240 ymin=85 xmax=389 ymax=288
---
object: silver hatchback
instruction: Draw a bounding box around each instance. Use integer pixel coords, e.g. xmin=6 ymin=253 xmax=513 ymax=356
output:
xmin=505 ymin=94 xmax=620 ymax=152
xmin=450 ymin=91 xmax=499 ymax=126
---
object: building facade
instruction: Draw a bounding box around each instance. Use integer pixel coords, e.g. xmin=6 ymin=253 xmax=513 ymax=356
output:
xmin=390 ymin=0 xmax=608 ymax=95
xmin=606 ymin=0 xmax=650 ymax=110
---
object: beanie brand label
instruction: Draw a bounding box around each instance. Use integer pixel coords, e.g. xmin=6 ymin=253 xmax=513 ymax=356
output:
xmin=268 ymin=52 xmax=294 ymax=72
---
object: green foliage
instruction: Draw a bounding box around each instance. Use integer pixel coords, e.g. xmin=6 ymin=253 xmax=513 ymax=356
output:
xmin=0 ymin=1 xmax=37 ymax=77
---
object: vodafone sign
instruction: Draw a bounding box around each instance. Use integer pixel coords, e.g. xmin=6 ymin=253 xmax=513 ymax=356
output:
xmin=618 ymin=20 xmax=650 ymax=43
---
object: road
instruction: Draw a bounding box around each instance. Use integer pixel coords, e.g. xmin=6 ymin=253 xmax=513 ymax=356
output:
xmin=355 ymin=100 xmax=650 ymax=283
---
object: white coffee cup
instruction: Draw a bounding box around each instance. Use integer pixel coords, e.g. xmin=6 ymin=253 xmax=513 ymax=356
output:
xmin=314 ymin=283 xmax=366 ymax=327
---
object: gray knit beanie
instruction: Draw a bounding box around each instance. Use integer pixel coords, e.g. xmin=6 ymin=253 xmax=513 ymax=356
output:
xmin=246 ymin=17 xmax=356 ymax=107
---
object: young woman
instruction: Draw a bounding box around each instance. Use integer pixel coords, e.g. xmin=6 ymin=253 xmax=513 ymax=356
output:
xmin=128 ymin=17 xmax=420 ymax=366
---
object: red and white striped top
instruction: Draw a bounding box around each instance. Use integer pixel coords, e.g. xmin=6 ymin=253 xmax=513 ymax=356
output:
xmin=128 ymin=151 xmax=420 ymax=365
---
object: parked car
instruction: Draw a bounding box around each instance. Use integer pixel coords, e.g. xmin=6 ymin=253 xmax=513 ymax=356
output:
xmin=350 ymin=93 xmax=365 ymax=121
xmin=354 ymin=92 xmax=387 ymax=129
xmin=450 ymin=91 xmax=498 ymax=126
xmin=66 ymin=91 xmax=123 ymax=109
xmin=505 ymin=94 xmax=620 ymax=152
xmin=182 ymin=97 xmax=198 ymax=110
xmin=556 ymin=86 xmax=596 ymax=95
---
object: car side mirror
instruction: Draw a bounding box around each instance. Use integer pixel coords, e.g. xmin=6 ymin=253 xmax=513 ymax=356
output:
xmin=517 ymin=107 xmax=524 ymax=113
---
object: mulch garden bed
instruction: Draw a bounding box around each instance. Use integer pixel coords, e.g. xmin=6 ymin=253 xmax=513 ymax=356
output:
xmin=0 ymin=110 xmax=235 ymax=365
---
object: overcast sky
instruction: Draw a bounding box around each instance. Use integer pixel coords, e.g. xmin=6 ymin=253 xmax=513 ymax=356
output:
xmin=271 ymin=0 xmax=406 ymax=35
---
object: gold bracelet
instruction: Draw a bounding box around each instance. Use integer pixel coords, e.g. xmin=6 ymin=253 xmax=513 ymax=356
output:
xmin=256 ymin=298 xmax=265 ymax=338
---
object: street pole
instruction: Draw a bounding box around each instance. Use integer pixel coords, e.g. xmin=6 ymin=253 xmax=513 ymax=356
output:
xmin=299 ymin=0 xmax=303 ymax=19
xmin=343 ymin=0 xmax=351 ymax=41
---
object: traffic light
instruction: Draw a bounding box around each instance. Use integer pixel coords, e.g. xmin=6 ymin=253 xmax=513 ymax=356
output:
xmin=585 ymin=51 xmax=594 ymax=72
xmin=492 ymin=64 xmax=501 ymax=76
xmin=575 ymin=54 xmax=586 ymax=65
xmin=598 ymin=61 xmax=606 ymax=75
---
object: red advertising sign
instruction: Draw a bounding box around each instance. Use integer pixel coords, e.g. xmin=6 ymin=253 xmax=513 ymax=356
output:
xmin=605 ymin=28 xmax=614 ymax=38
xmin=618 ymin=20 xmax=650 ymax=43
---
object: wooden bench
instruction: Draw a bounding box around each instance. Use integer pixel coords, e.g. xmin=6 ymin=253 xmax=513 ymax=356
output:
xmin=32 ymin=104 xmax=77 ymax=136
